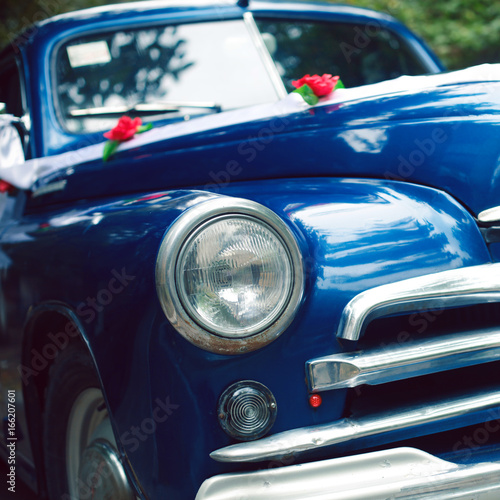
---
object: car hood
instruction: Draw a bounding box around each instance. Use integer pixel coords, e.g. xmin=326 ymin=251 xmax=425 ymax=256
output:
xmin=11 ymin=64 xmax=500 ymax=216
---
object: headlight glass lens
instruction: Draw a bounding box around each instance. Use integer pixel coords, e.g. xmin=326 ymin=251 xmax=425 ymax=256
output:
xmin=177 ymin=216 xmax=293 ymax=338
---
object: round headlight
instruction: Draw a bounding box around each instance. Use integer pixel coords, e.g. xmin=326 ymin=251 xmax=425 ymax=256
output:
xmin=177 ymin=215 xmax=293 ymax=338
xmin=156 ymin=197 xmax=304 ymax=355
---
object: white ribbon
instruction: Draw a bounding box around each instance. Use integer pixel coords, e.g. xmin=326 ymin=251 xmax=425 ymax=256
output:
xmin=2 ymin=63 xmax=500 ymax=191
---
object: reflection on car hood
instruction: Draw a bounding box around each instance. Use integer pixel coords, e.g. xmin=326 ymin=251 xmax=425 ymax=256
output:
xmin=10 ymin=64 xmax=500 ymax=215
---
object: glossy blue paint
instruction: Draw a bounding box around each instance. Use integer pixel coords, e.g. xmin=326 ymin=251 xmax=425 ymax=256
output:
xmin=489 ymin=243 xmax=500 ymax=263
xmin=2 ymin=178 xmax=490 ymax=498
xmin=2 ymin=1 xmax=498 ymax=499
xmin=31 ymin=80 xmax=500 ymax=217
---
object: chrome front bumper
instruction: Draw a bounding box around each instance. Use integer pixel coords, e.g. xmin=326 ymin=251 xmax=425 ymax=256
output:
xmin=196 ymin=447 xmax=500 ymax=499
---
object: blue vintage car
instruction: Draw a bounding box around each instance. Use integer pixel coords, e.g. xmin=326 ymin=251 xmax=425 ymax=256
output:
xmin=2 ymin=0 xmax=500 ymax=499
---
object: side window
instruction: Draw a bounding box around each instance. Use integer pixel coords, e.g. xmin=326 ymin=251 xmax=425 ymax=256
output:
xmin=0 ymin=62 xmax=23 ymax=118
xmin=255 ymin=18 xmax=431 ymax=90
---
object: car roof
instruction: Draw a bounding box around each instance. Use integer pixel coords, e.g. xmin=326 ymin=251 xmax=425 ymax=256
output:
xmin=18 ymin=0 xmax=400 ymax=40
xmin=38 ymin=0 xmax=397 ymax=25
xmin=2 ymin=0 xmax=420 ymax=63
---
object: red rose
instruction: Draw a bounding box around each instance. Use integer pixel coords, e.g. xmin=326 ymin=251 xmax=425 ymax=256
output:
xmin=292 ymin=74 xmax=340 ymax=97
xmin=0 ymin=180 xmax=13 ymax=194
xmin=102 ymin=115 xmax=153 ymax=161
xmin=104 ymin=116 xmax=142 ymax=141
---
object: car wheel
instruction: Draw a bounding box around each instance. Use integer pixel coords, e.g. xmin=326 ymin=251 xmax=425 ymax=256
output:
xmin=43 ymin=344 xmax=136 ymax=500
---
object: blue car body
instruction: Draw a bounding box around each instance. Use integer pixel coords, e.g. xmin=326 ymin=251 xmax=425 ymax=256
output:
xmin=2 ymin=2 xmax=500 ymax=499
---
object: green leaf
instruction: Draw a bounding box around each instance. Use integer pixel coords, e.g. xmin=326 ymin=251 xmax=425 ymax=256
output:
xmin=102 ymin=140 xmax=120 ymax=162
xmin=334 ymin=78 xmax=345 ymax=90
xmin=136 ymin=123 xmax=153 ymax=134
xmin=293 ymin=84 xmax=319 ymax=106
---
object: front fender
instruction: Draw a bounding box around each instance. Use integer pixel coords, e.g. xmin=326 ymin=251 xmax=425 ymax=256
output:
xmin=4 ymin=178 xmax=490 ymax=499
xmin=139 ymin=178 xmax=489 ymax=498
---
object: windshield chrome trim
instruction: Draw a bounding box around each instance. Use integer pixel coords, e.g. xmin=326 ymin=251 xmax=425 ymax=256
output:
xmin=243 ymin=12 xmax=287 ymax=100
xmin=210 ymin=390 xmax=500 ymax=463
xmin=336 ymin=263 xmax=500 ymax=342
xmin=307 ymin=327 xmax=500 ymax=392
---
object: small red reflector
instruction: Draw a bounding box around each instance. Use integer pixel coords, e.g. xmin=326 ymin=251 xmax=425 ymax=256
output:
xmin=309 ymin=394 xmax=322 ymax=408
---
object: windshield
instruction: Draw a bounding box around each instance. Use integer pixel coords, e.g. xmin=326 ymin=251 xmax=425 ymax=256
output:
xmin=55 ymin=16 xmax=433 ymax=135
xmin=56 ymin=19 xmax=281 ymax=133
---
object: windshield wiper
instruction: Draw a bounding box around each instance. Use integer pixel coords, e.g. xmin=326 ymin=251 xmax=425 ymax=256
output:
xmin=69 ymin=101 xmax=222 ymax=118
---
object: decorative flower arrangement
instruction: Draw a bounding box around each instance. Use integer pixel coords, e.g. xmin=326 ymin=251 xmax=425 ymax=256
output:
xmin=102 ymin=116 xmax=153 ymax=161
xmin=292 ymin=74 xmax=344 ymax=105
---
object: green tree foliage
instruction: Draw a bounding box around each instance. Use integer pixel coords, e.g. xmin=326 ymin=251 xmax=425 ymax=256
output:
xmin=0 ymin=0 xmax=129 ymax=52
xmin=340 ymin=0 xmax=500 ymax=70
xmin=2 ymin=0 xmax=499 ymax=70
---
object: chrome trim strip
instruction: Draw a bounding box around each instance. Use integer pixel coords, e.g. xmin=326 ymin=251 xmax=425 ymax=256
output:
xmin=307 ymin=326 xmax=500 ymax=392
xmin=336 ymin=263 xmax=500 ymax=341
xmin=155 ymin=195 xmax=304 ymax=355
xmin=243 ymin=12 xmax=288 ymax=100
xmin=478 ymin=206 xmax=500 ymax=223
xmin=210 ymin=390 xmax=500 ymax=462
xmin=198 ymin=447 xmax=500 ymax=500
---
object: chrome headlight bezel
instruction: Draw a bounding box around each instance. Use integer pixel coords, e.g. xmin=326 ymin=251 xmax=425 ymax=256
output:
xmin=155 ymin=197 xmax=304 ymax=355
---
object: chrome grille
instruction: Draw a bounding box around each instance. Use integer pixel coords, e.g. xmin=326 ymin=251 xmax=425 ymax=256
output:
xmin=211 ymin=263 xmax=500 ymax=464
